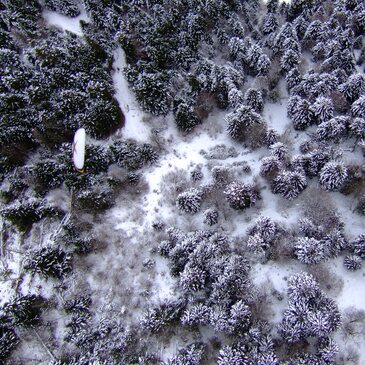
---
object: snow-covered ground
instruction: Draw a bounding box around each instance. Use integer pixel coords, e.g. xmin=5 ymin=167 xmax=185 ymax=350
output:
xmin=5 ymin=1 xmax=365 ymax=364
xmin=42 ymin=8 xmax=89 ymax=36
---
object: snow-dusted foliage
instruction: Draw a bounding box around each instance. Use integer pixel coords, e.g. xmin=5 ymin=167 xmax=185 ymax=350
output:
xmin=294 ymin=237 xmax=326 ymax=265
xmin=281 ymin=49 xmax=300 ymax=72
xmin=316 ymin=116 xmax=348 ymax=141
xmin=176 ymin=188 xmax=202 ymax=215
xmin=1 ymin=199 xmax=58 ymax=231
xmin=0 ymin=317 xmax=19 ymax=363
xmin=340 ymin=73 xmax=365 ymax=102
xmin=173 ymin=101 xmax=201 ymax=132
xmin=311 ymin=96 xmax=334 ymax=124
xmin=319 ymin=161 xmax=348 ymax=191
xmin=224 ymin=181 xmax=259 ymax=210
xmin=351 ymin=95 xmax=365 ymax=118
xmin=244 ymin=88 xmax=264 ymax=113
xmin=181 ymin=304 xmax=211 ymax=327
xmin=344 ymin=254 xmax=363 ymax=271
xmin=247 ymin=216 xmax=278 ymax=256
xmin=167 ymin=343 xmax=205 ymax=365
xmin=303 ymin=148 xmax=331 ymax=177
xmin=44 ymin=0 xmax=80 ymax=17
xmin=280 ymin=272 xmax=341 ymax=343
xmin=349 ymin=117 xmax=365 ymax=138
xmin=272 ymin=170 xmax=307 ymax=200
xmin=3 ymin=295 xmax=46 ymax=327
xmin=226 ymin=105 xmax=266 ymax=147
xmin=269 ymin=142 xmax=288 ymax=161
xmin=260 ymin=156 xmax=282 ymax=178
xmin=25 ymin=245 xmax=72 ymax=279
xmin=203 ymin=208 xmax=219 ymax=226
xmin=287 ymin=95 xmax=313 ymax=130
xmin=2 ymin=0 xmax=365 ymax=362
xmin=351 ymin=233 xmax=365 ymax=258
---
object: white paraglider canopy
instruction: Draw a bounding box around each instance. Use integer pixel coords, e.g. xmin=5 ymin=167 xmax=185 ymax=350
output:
xmin=72 ymin=128 xmax=86 ymax=172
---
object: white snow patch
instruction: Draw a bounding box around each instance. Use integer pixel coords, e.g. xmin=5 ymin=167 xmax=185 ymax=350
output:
xmin=42 ymin=8 xmax=89 ymax=36
xmin=264 ymin=102 xmax=291 ymax=135
xmin=112 ymin=47 xmax=150 ymax=142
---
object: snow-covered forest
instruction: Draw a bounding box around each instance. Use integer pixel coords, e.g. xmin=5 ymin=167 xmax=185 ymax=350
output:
xmin=1 ymin=0 xmax=365 ymax=364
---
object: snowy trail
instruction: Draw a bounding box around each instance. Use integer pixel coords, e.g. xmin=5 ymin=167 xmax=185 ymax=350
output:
xmin=112 ymin=47 xmax=150 ymax=141
xmin=42 ymin=9 xmax=89 ymax=36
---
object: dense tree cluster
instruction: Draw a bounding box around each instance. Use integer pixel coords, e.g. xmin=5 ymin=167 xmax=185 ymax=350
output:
xmin=280 ymin=272 xmax=341 ymax=344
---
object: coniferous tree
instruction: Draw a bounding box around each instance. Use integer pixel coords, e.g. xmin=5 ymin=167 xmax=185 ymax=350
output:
xmin=294 ymin=237 xmax=326 ymax=264
xmin=203 ymin=208 xmax=219 ymax=226
xmin=344 ymin=254 xmax=362 ymax=270
xmin=316 ymin=116 xmax=348 ymax=142
xmin=351 ymin=95 xmax=365 ymax=118
xmin=25 ymin=245 xmax=72 ymax=279
xmin=176 ymin=188 xmax=202 ymax=215
xmin=226 ymin=105 xmax=266 ymax=147
xmin=319 ymin=161 xmax=348 ymax=191
xmin=272 ymin=170 xmax=307 ymax=200
xmin=311 ymin=96 xmax=334 ymax=124
xmin=287 ymin=95 xmax=313 ymax=130
xmin=224 ymin=181 xmax=259 ymax=210
xmin=244 ymin=88 xmax=264 ymax=113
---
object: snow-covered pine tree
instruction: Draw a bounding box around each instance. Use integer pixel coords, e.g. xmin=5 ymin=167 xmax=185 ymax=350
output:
xmin=0 ymin=317 xmax=19 ymax=362
xmin=287 ymin=95 xmax=313 ymax=130
xmin=217 ymin=344 xmax=249 ymax=365
xmin=224 ymin=181 xmax=259 ymax=210
xmin=248 ymin=216 xmax=277 ymax=241
xmin=298 ymin=217 xmax=323 ymax=239
xmin=351 ymin=95 xmax=365 ymax=118
xmin=261 ymin=13 xmax=279 ymax=35
xmin=173 ymin=101 xmax=201 ymax=132
xmin=272 ymin=170 xmax=307 ymax=200
xmin=317 ymin=337 xmax=339 ymax=363
xmin=349 ymin=117 xmax=365 ymax=138
xmin=3 ymin=295 xmax=46 ymax=327
xmin=244 ymin=88 xmax=264 ymax=113
xmin=247 ymin=233 xmax=268 ymax=254
xmin=340 ymin=73 xmax=365 ymax=102
xmin=303 ymin=148 xmax=331 ymax=177
xmin=316 ymin=116 xmax=348 ymax=142
xmin=181 ymin=303 xmax=211 ymax=327
xmin=203 ymin=208 xmax=219 ymax=226
xmin=167 ymin=343 xmax=205 ymax=365
xmin=260 ymin=156 xmax=282 ymax=178
xmin=269 ymin=142 xmax=288 ymax=161
xmin=176 ymin=188 xmax=202 ymax=214
xmin=344 ymin=254 xmax=362 ymax=270
xmin=25 ymin=245 xmax=72 ymax=279
xmin=294 ymin=237 xmax=326 ymax=264
xmin=265 ymin=128 xmax=279 ymax=146
xmin=319 ymin=161 xmax=348 ymax=191
xmin=180 ymin=263 xmax=207 ymax=292
xmin=280 ymin=272 xmax=341 ymax=343
xmin=285 ymin=67 xmax=302 ymax=90
xmin=351 ymin=233 xmax=365 ymax=258
xmin=311 ymin=96 xmax=334 ymax=124
xmin=280 ymin=49 xmax=300 ymax=73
